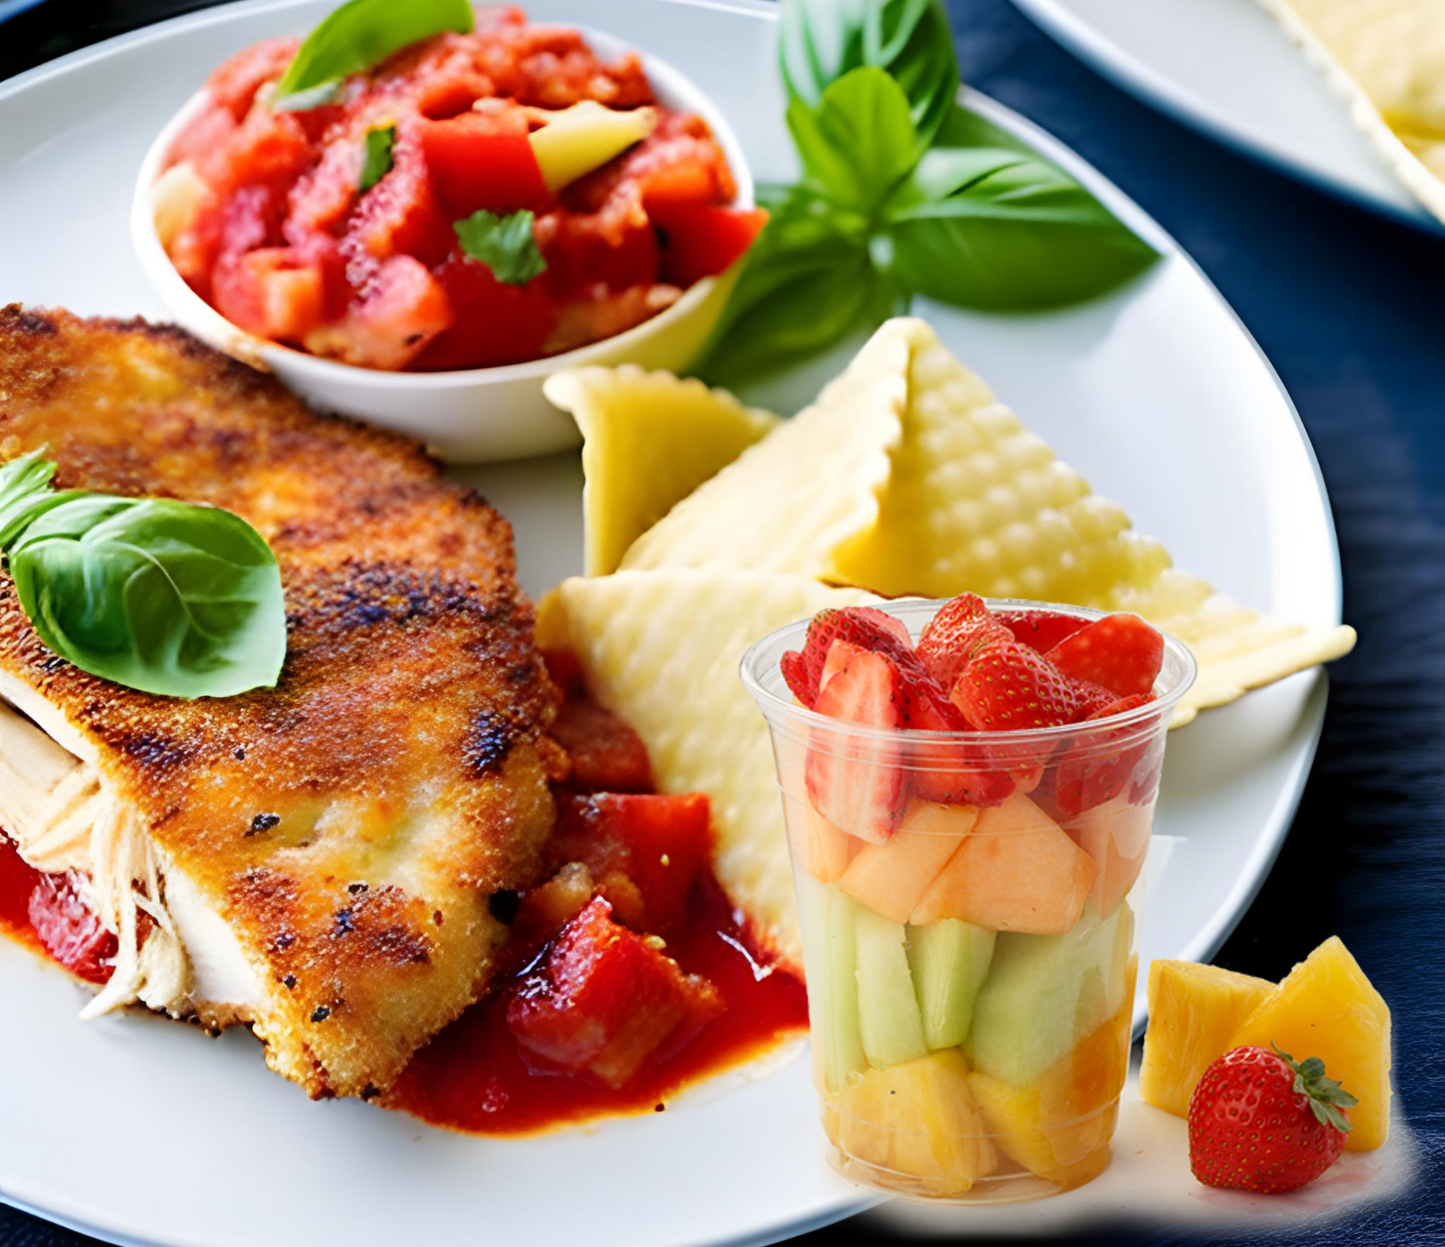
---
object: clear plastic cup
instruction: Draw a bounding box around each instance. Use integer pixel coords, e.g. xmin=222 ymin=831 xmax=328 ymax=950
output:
xmin=741 ymin=599 xmax=1196 ymax=1205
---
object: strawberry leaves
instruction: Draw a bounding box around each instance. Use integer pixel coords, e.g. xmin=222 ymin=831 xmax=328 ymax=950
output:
xmin=1274 ymin=1044 xmax=1359 ymax=1135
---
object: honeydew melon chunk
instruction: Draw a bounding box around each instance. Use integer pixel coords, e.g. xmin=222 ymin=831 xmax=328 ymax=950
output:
xmin=854 ymin=905 xmax=928 ymax=1070
xmin=907 ymin=918 xmax=996 ymax=1051
xmin=968 ymin=901 xmax=1133 ymax=1088
xmin=528 ymin=101 xmax=659 ymax=192
xmin=839 ymin=799 xmax=976 ymax=923
xmin=795 ymin=872 xmax=867 ymax=1096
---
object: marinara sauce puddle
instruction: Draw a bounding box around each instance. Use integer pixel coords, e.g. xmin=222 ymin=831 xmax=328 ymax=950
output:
xmin=0 ymin=835 xmax=42 ymax=953
xmin=385 ymin=874 xmax=807 ymax=1136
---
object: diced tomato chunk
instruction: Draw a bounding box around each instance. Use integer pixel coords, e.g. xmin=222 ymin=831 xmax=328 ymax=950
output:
xmin=286 ymin=136 xmax=364 ymax=239
xmin=204 ymin=37 xmax=299 ymax=119
xmin=412 ymin=248 xmax=553 ymax=370
xmin=305 ymin=254 xmax=452 ymax=369
xmin=199 ymin=106 xmax=312 ymax=197
xmin=654 ymin=203 xmax=767 ymax=287
xmin=164 ymin=102 xmax=239 ymax=172
xmin=551 ymin=699 xmax=654 ymax=793
xmin=507 ymin=897 xmax=723 ymax=1088
xmin=213 ymin=247 xmax=327 ymax=342
xmin=420 ymin=114 xmax=550 ymax=217
xmin=28 ymin=874 xmax=116 ymax=986
xmin=548 ymin=793 xmax=711 ymax=932
xmin=346 ymin=129 xmax=453 ymax=266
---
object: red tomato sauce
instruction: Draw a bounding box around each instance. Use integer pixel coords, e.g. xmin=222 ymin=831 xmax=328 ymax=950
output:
xmin=159 ymin=7 xmax=765 ymax=371
xmin=0 ymin=692 xmax=808 ymax=1136
xmin=0 ymin=835 xmax=43 ymax=954
xmin=386 ymin=875 xmax=806 ymax=1135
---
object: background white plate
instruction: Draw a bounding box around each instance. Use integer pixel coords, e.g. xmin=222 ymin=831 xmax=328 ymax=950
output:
xmin=1011 ymin=0 xmax=1441 ymax=231
xmin=0 ymin=1 xmax=1341 ymax=1244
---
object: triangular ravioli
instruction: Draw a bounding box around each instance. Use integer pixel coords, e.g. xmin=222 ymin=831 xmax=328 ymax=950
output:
xmin=619 ymin=321 xmax=910 ymax=576
xmin=1254 ymin=0 xmax=1445 ymax=222
xmin=536 ymin=569 xmax=878 ymax=966
xmin=544 ymin=367 xmax=778 ymax=577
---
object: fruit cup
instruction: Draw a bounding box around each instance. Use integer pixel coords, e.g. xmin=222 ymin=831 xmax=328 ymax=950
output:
xmin=741 ymin=599 xmax=1196 ymax=1204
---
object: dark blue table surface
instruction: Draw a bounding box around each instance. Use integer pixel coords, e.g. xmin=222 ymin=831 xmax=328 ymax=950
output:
xmin=2 ymin=1 xmax=1443 ymax=1243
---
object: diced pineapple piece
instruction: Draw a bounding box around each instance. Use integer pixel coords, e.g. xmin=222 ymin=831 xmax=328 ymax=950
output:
xmin=1228 ymin=936 xmax=1392 ymax=1151
xmin=151 ymin=160 xmax=213 ymax=251
xmin=544 ymin=367 xmax=778 ymax=577
xmin=968 ymin=981 xmax=1133 ymax=1186
xmin=528 ymin=101 xmax=658 ymax=192
xmin=828 ymin=1048 xmax=999 ymax=1197
xmin=1138 ymin=959 xmax=1276 ymax=1118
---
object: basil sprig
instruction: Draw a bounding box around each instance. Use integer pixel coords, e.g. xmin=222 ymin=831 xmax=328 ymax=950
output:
xmin=0 ymin=452 xmax=287 ymax=700
xmin=271 ymin=0 xmax=475 ymax=110
xmin=699 ymin=0 xmax=1158 ymax=385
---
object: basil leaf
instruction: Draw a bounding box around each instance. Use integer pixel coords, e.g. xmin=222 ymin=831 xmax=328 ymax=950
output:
xmin=358 ymin=124 xmax=396 ymax=193
xmin=779 ymin=0 xmax=957 ymax=153
xmin=697 ymin=192 xmax=906 ymax=386
xmin=272 ymin=0 xmax=474 ymax=109
xmin=454 ymin=209 xmax=547 ymax=286
xmin=880 ymin=111 xmax=1158 ymax=310
xmin=787 ymin=67 xmax=919 ymax=213
xmin=7 ymin=494 xmax=286 ymax=699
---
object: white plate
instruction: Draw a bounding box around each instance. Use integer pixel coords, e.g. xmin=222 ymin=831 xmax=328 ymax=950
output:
xmin=0 ymin=2 xmax=1341 ymax=1245
xmin=1011 ymin=0 xmax=1441 ymax=231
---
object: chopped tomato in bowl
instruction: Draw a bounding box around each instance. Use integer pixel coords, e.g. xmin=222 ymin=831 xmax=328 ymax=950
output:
xmin=132 ymin=7 xmax=759 ymax=462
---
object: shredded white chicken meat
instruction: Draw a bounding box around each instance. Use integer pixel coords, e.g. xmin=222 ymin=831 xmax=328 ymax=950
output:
xmin=0 ymin=700 xmax=191 ymax=1016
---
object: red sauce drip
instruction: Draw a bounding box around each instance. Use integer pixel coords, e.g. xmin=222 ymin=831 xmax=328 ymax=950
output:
xmin=0 ymin=833 xmax=43 ymax=953
xmin=386 ymin=875 xmax=807 ymax=1136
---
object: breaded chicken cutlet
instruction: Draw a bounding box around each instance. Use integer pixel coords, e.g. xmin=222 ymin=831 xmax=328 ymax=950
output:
xmin=0 ymin=304 xmax=560 ymax=1098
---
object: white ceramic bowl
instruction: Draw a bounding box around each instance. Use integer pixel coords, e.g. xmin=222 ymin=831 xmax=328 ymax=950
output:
xmin=131 ymin=25 xmax=753 ymax=463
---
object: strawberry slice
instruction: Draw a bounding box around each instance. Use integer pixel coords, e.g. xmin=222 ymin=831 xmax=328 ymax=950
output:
xmin=782 ymin=607 xmax=963 ymax=733
xmin=950 ymin=642 xmax=1081 ymax=732
xmin=1046 ymin=613 xmax=1164 ymax=697
xmin=916 ymin=593 xmax=1012 ymax=690
xmin=1071 ymin=677 xmax=1120 ymax=721
xmin=994 ymin=608 xmax=1088 ymax=653
xmin=783 ymin=608 xmax=908 ymax=707
xmin=805 ymin=648 xmax=907 ymax=843
xmin=820 ymin=638 xmax=867 ymax=692
xmin=1047 ymin=693 xmax=1158 ymax=818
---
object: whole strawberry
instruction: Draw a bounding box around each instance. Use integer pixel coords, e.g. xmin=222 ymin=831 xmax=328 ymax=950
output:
xmin=1188 ymin=1044 xmax=1358 ymax=1194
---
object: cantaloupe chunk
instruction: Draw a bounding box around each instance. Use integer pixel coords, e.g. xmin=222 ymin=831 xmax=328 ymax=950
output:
xmin=1063 ymin=796 xmax=1152 ymax=917
xmin=785 ymin=795 xmax=857 ymax=884
xmin=910 ymin=794 xmax=1097 ymax=933
xmin=839 ymin=799 xmax=977 ymax=923
xmin=1138 ymin=959 xmax=1276 ymax=1119
xmin=1228 ymin=936 xmax=1392 ymax=1151
xmin=828 ymin=1048 xmax=999 ymax=1197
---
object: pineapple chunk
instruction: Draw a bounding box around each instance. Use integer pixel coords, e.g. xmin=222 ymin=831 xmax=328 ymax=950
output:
xmin=1229 ymin=936 xmax=1392 ymax=1151
xmin=827 ymin=1048 xmax=999 ymax=1196
xmin=528 ymin=101 xmax=658 ymax=192
xmin=1139 ymin=959 xmax=1276 ymax=1118
xmin=969 ymin=964 xmax=1135 ymax=1186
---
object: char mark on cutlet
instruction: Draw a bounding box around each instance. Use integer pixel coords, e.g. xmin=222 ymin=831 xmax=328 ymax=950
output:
xmin=0 ymin=304 xmax=58 ymax=336
xmin=294 ymin=562 xmax=489 ymax=634
xmin=464 ymin=709 xmax=519 ymax=775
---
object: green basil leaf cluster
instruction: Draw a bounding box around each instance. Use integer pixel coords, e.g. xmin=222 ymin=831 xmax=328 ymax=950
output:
xmin=699 ymin=0 xmax=1158 ymax=386
xmin=454 ymin=209 xmax=548 ymax=286
xmin=271 ymin=0 xmax=475 ymax=110
xmin=0 ymin=451 xmax=287 ymax=700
